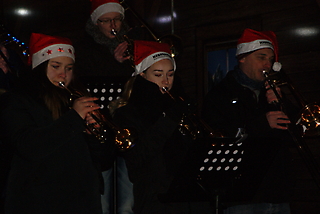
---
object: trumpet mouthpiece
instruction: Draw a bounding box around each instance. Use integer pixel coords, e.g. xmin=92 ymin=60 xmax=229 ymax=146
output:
xmin=111 ymin=29 xmax=117 ymax=36
xmin=58 ymin=82 xmax=66 ymax=87
xmin=162 ymin=87 xmax=169 ymax=92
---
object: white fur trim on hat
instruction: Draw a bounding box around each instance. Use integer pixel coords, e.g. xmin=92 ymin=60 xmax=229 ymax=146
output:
xmin=91 ymin=2 xmax=125 ymax=24
xmin=236 ymin=39 xmax=274 ymax=56
xmin=272 ymin=62 xmax=282 ymax=72
xmin=32 ymin=44 xmax=75 ymax=69
xmin=132 ymin=52 xmax=176 ymax=76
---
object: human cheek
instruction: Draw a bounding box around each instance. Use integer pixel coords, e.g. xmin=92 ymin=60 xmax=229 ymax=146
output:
xmin=64 ymin=71 xmax=73 ymax=86
xmin=106 ymin=31 xmax=115 ymax=39
xmin=113 ymin=22 xmax=122 ymax=32
xmin=100 ymin=26 xmax=113 ymax=39
xmin=167 ymin=75 xmax=174 ymax=84
xmin=257 ymin=69 xmax=266 ymax=81
xmin=46 ymin=69 xmax=57 ymax=85
xmin=153 ymin=79 xmax=162 ymax=88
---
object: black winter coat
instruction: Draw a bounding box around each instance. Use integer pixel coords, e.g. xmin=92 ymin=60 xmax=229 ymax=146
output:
xmin=0 ymin=88 xmax=115 ymax=214
xmin=113 ymin=75 xmax=197 ymax=214
xmin=74 ymin=34 xmax=134 ymax=79
xmin=202 ymin=69 xmax=296 ymax=205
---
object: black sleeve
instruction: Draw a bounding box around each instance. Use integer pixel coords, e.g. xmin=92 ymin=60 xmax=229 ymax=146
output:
xmin=0 ymin=92 xmax=86 ymax=161
xmin=113 ymin=105 xmax=179 ymax=170
xmin=85 ymin=129 xmax=116 ymax=172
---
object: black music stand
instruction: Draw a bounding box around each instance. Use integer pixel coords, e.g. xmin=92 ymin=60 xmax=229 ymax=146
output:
xmin=81 ymin=76 xmax=128 ymax=214
xmin=82 ymin=76 xmax=127 ymax=110
xmin=158 ymin=137 xmax=244 ymax=213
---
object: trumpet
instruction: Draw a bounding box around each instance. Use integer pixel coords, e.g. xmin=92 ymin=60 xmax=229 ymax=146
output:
xmin=111 ymin=0 xmax=182 ymax=58
xmin=263 ymin=69 xmax=320 ymax=137
xmin=263 ymin=68 xmax=320 ymax=189
xmin=111 ymin=28 xmax=134 ymax=62
xmin=59 ymin=82 xmax=136 ymax=151
xmin=161 ymin=87 xmax=225 ymax=140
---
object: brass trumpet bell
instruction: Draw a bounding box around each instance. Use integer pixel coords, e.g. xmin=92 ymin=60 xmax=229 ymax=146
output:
xmin=158 ymin=34 xmax=183 ymax=58
xmin=296 ymin=103 xmax=320 ymax=137
xmin=59 ymin=82 xmax=136 ymax=150
xmin=115 ymin=128 xmax=137 ymax=151
xmin=265 ymin=70 xmax=320 ymax=138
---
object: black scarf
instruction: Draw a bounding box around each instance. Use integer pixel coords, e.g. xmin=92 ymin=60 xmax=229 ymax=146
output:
xmin=233 ymin=66 xmax=264 ymax=90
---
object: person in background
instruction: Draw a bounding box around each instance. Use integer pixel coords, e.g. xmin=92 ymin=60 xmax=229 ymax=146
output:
xmin=202 ymin=28 xmax=296 ymax=214
xmin=74 ymin=0 xmax=135 ymax=213
xmin=112 ymin=40 xmax=214 ymax=214
xmin=0 ymin=43 xmax=26 ymax=94
xmin=75 ymin=0 xmax=134 ymax=79
xmin=0 ymin=33 xmax=28 ymax=213
xmin=0 ymin=33 xmax=115 ymax=214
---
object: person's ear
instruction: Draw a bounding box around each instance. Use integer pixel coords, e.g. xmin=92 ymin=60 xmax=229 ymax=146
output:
xmin=239 ymin=57 xmax=246 ymax=63
xmin=140 ymin=72 xmax=146 ymax=78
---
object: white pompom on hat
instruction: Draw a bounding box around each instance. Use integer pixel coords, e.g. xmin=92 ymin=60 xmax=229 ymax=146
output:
xmin=28 ymin=33 xmax=75 ymax=69
xmin=90 ymin=0 xmax=125 ymax=24
xmin=132 ymin=40 xmax=176 ymax=76
xmin=236 ymin=28 xmax=280 ymax=70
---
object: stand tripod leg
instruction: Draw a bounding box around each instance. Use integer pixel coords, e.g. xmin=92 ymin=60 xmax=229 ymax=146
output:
xmin=289 ymin=129 xmax=320 ymax=189
xmin=215 ymin=194 xmax=219 ymax=214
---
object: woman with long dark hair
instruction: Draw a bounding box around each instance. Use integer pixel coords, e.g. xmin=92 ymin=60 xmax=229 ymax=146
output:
xmin=0 ymin=33 xmax=114 ymax=214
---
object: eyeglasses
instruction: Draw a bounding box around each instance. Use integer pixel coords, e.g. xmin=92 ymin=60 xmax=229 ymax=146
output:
xmin=97 ymin=16 xmax=123 ymax=25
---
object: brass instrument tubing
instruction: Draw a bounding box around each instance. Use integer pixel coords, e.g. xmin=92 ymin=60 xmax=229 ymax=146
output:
xmin=58 ymin=81 xmax=108 ymax=131
xmin=161 ymin=87 xmax=223 ymax=138
xmin=262 ymin=71 xmax=320 ymax=189
xmin=59 ymin=81 xmax=136 ymax=150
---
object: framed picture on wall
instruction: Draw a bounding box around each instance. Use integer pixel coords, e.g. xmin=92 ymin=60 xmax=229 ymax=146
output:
xmin=207 ymin=48 xmax=237 ymax=91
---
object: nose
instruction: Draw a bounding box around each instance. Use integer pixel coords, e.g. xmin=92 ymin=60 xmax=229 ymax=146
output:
xmin=59 ymin=69 xmax=67 ymax=79
xmin=162 ymin=76 xmax=169 ymax=84
xmin=110 ymin=19 xmax=116 ymax=29
xmin=264 ymin=59 xmax=272 ymax=70
xmin=162 ymin=76 xmax=169 ymax=85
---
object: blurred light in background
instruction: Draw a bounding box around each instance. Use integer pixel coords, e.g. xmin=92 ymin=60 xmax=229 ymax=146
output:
xmin=14 ymin=8 xmax=31 ymax=16
xmin=294 ymin=27 xmax=319 ymax=36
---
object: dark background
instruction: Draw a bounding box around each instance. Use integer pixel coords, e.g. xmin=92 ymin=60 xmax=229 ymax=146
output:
xmin=1 ymin=0 xmax=320 ymax=213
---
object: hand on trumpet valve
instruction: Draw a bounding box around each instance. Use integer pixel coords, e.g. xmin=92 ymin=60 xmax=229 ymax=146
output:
xmin=265 ymin=81 xmax=282 ymax=104
xmin=84 ymin=112 xmax=102 ymax=135
xmin=114 ymin=41 xmax=130 ymax=63
xmin=266 ymin=111 xmax=291 ymax=130
xmin=72 ymin=96 xmax=100 ymax=119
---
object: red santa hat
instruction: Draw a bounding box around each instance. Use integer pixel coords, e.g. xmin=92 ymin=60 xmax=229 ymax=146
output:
xmin=90 ymin=0 xmax=125 ymax=24
xmin=236 ymin=28 xmax=281 ymax=71
xmin=28 ymin=33 xmax=75 ymax=69
xmin=132 ymin=40 xmax=176 ymax=76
